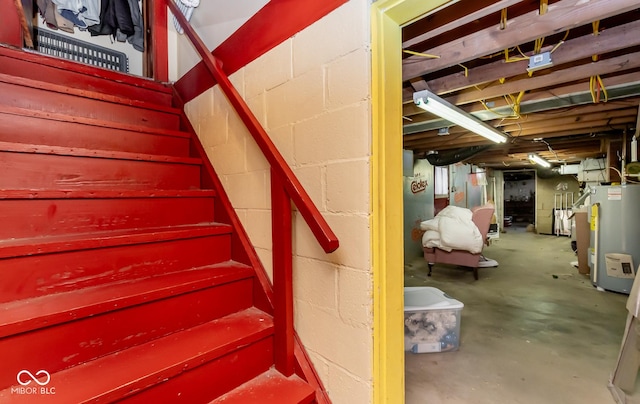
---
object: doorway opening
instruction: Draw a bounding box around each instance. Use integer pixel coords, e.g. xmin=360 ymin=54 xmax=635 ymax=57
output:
xmin=503 ymin=170 xmax=536 ymax=230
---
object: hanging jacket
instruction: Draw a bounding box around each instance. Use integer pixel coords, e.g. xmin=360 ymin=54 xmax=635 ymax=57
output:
xmin=88 ymin=0 xmax=134 ymax=38
xmin=119 ymin=0 xmax=143 ymax=52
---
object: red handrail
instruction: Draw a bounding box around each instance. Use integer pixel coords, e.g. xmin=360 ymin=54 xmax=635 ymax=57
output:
xmin=164 ymin=0 xmax=339 ymax=378
xmin=166 ymin=0 xmax=338 ymax=254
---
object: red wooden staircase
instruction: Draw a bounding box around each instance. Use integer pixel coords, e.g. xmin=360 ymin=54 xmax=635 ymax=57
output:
xmin=0 ymin=46 xmax=323 ymax=403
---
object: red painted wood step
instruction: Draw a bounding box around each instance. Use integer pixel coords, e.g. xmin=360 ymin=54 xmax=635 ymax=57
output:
xmin=0 ymin=144 xmax=201 ymax=190
xmin=0 ymin=189 xmax=216 ymax=239
xmin=0 ymin=275 xmax=255 ymax=389
xmin=0 ymin=46 xmax=324 ymax=404
xmin=210 ymin=368 xmax=315 ymax=404
xmin=0 ymin=46 xmax=174 ymax=106
xmin=0 ymin=77 xmax=180 ymax=130
xmin=0 ymin=308 xmax=275 ymax=403
xmin=0 ymin=222 xmax=231 ymax=258
xmin=0 ymin=72 xmax=176 ymax=117
xmin=0 ymin=225 xmax=234 ymax=302
xmin=0 ymin=141 xmax=200 ymax=163
xmin=0 ymin=105 xmax=191 ymax=157
xmin=0 ymin=261 xmax=253 ymax=339
xmin=118 ymin=335 xmax=275 ymax=404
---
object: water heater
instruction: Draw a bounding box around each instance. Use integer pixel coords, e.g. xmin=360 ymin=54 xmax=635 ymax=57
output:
xmin=589 ymin=185 xmax=640 ymax=294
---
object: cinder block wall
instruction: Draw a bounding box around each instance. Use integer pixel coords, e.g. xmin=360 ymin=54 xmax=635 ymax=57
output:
xmin=179 ymin=1 xmax=373 ymax=402
xmin=536 ymin=175 xmax=581 ymax=234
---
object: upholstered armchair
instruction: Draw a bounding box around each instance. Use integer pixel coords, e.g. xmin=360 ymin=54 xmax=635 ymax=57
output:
xmin=423 ymin=205 xmax=495 ymax=280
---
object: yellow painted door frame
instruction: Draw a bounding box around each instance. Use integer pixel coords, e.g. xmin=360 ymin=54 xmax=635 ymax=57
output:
xmin=370 ymin=1 xmax=453 ymax=403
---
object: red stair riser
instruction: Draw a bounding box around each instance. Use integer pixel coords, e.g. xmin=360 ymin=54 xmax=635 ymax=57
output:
xmin=0 ymin=50 xmax=321 ymax=403
xmin=0 ymin=113 xmax=190 ymax=157
xmin=117 ymin=337 xmax=274 ymax=403
xmin=0 ymin=52 xmax=173 ymax=106
xmin=0 ymin=152 xmax=200 ymax=190
xmin=0 ymin=197 xmax=215 ymax=239
xmin=0 ymin=235 xmax=232 ymax=303
xmin=0 ymin=279 xmax=254 ymax=390
xmin=0 ymin=82 xmax=179 ymax=130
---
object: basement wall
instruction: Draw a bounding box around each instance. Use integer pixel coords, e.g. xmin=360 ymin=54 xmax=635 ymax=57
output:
xmin=536 ymin=174 xmax=581 ymax=234
xmin=177 ymin=1 xmax=373 ymax=403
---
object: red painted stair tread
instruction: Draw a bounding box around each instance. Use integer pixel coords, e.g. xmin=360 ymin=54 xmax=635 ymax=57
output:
xmin=210 ymin=368 xmax=315 ymax=404
xmin=0 ymin=261 xmax=254 ymax=337
xmin=0 ymin=308 xmax=274 ymax=403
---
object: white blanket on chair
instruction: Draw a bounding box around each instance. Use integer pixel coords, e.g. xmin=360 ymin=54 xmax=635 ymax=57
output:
xmin=420 ymin=206 xmax=483 ymax=254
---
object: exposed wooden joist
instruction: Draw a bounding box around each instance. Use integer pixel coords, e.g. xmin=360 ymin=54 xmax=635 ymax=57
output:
xmin=445 ymin=52 xmax=640 ymax=106
xmin=402 ymin=0 xmax=640 ymax=80
xmin=402 ymin=0 xmax=526 ymax=48
xmin=426 ymin=19 xmax=640 ymax=95
xmin=499 ymin=108 xmax=638 ymax=131
xmin=477 ymin=149 xmax=603 ymax=164
xmin=494 ymin=142 xmax=603 ymax=155
xmin=410 ymin=139 xmax=604 ymax=156
xmin=403 ymin=105 xmax=637 ymax=145
xmin=508 ymin=116 xmax=636 ymax=137
xmin=404 ymin=92 xmax=640 ymax=140
xmin=404 ymin=119 xmax=633 ymax=150
xmin=403 ymin=69 xmax=640 ymax=105
xmin=409 ymin=79 xmax=430 ymax=92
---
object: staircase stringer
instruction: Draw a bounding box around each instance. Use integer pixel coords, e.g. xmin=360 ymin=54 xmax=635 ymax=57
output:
xmin=173 ymin=91 xmax=331 ymax=404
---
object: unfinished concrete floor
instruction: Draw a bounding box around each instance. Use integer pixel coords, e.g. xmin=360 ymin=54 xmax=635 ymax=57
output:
xmin=404 ymin=227 xmax=629 ymax=404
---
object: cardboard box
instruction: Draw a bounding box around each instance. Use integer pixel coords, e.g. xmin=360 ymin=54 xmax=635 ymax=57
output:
xmin=404 ymin=287 xmax=463 ymax=353
xmin=574 ymin=209 xmax=590 ymax=275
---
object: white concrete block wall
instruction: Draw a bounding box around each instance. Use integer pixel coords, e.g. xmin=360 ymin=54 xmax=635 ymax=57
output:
xmin=182 ymin=1 xmax=373 ymax=403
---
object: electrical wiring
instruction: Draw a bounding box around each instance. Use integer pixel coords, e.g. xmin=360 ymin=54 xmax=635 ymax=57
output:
xmin=532 ymin=0 xmax=547 ymax=54
xmin=587 ymin=20 xmax=608 ymax=103
xmin=608 ymin=166 xmax=624 ymax=180
xmin=477 ymin=97 xmax=523 ymax=123
xmin=501 ymin=91 xmax=525 ymax=119
xmin=502 ymin=122 xmax=523 ymax=138
xmin=549 ymin=40 xmax=564 ymax=53
xmin=535 ymin=138 xmax=560 ymax=162
xmin=402 ymin=49 xmax=469 ymax=77
xmin=516 ymin=45 xmax=529 ymax=59
xmin=592 ymin=21 xmax=600 ymax=62
xmin=458 ymin=64 xmax=469 ymax=77
xmin=590 ymin=75 xmax=609 ymax=103
xmin=479 ymin=99 xmax=520 ymax=119
xmin=480 ymin=47 xmax=517 ymax=60
xmin=499 ymin=9 xmax=529 ymax=63
xmin=504 ymin=48 xmax=528 ymax=63
xmin=500 ymin=8 xmax=507 ymax=30
xmin=550 ymin=30 xmax=571 ymax=53
xmin=403 ymin=50 xmax=440 ymax=59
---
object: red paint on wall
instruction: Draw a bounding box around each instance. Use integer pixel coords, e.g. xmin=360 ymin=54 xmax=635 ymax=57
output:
xmin=175 ymin=0 xmax=348 ymax=102
xmin=0 ymin=0 xmax=24 ymax=47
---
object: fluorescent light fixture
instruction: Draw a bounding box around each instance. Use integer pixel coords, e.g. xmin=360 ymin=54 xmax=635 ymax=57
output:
xmin=413 ymin=90 xmax=507 ymax=144
xmin=528 ymin=153 xmax=551 ymax=168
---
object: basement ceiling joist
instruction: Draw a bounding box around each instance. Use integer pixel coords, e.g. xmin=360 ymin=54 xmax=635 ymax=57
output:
xmin=401 ymin=0 xmax=640 ymax=169
xmin=402 ymin=0 xmax=640 ymax=79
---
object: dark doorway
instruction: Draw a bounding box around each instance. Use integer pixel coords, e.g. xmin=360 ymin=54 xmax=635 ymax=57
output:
xmin=503 ymin=170 xmax=535 ymax=228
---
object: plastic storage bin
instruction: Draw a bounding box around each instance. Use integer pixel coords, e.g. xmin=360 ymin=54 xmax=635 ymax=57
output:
xmin=404 ymin=287 xmax=463 ymax=353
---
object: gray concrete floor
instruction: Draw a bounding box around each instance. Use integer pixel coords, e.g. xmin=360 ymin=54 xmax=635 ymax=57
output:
xmin=404 ymin=226 xmax=629 ymax=404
